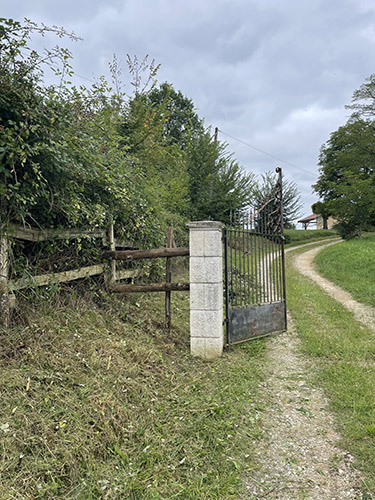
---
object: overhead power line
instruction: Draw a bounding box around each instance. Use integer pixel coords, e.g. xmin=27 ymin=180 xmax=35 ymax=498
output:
xmin=75 ymin=73 xmax=96 ymax=83
xmin=218 ymin=129 xmax=317 ymax=178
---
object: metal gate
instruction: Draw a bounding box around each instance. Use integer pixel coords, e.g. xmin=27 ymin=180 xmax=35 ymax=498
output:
xmin=224 ymin=167 xmax=287 ymax=345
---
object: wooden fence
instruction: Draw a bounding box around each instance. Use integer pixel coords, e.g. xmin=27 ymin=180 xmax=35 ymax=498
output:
xmin=0 ymin=222 xmax=138 ymax=326
xmin=0 ymin=224 xmax=190 ymax=329
xmin=104 ymin=227 xmax=190 ymax=329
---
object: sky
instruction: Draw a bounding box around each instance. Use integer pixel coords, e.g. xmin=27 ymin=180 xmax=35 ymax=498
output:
xmin=2 ymin=0 xmax=375 ymax=224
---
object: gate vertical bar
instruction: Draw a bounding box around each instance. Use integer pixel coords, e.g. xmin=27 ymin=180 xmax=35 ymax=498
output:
xmin=230 ymin=220 xmax=233 ymax=310
xmin=276 ymin=167 xmax=287 ymax=330
xmin=238 ymin=224 xmax=242 ymax=307
xmin=224 ymin=227 xmax=230 ymax=347
xmin=234 ymin=223 xmax=238 ymax=308
xmin=265 ymin=202 xmax=271 ymax=302
xmin=260 ymin=209 xmax=267 ymax=302
xmin=242 ymin=225 xmax=246 ymax=306
xmin=255 ymin=216 xmax=259 ymax=304
xmin=246 ymin=216 xmax=251 ymax=306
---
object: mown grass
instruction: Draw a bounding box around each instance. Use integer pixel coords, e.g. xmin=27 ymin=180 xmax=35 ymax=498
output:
xmin=284 ymin=228 xmax=337 ymax=247
xmin=315 ymin=233 xmax=375 ymax=307
xmin=0 ymin=272 xmax=266 ymax=500
xmin=286 ymin=244 xmax=375 ymax=493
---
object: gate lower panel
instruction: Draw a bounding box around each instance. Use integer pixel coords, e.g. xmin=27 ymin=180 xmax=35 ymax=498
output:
xmin=228 ymin=302 xmax=286 ymax=344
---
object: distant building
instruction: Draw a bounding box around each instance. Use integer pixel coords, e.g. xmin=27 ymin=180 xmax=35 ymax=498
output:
xmin=297 ymin=214 xmax=337 ymax=230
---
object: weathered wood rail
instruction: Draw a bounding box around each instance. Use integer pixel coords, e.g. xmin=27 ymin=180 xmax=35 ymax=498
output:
xmin=104 ymin=247 xmax=189 ymax=261
xmin=6 ymin=223 xmax=134 ymax=247
xmin=109 ymin=282 xmax=189 ymax=293
xmin=106 ymin=229 xmax=189 ymax=329
xmin=0 ymin=222 xmax=138 ymax=326
xmin=7 ymin=224 xmax=107 ymax=243
xmin=10 ymin=266 xmax=139 ymax=291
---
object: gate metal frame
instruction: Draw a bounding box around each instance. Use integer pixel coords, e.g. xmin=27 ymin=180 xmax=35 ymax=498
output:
xmin=224 ymin=167 xmax=287 ymax=345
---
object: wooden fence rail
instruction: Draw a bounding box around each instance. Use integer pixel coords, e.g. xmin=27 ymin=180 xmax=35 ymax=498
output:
xmin=0 ymin=224 xmax=189 ymax=330
xmin=0 ymin=223 xmax=139 ymax=326
xmin=6 ymin=223 xmax=134 ymax=247
xmin=110 ymin=282 xmax=189 ymax=293
xmin=104 ymin=247 xmax=189 ymax=261
xmin=107 ymin=228 xmax=190 ymax=329
xmin=9 ymin=266 xmax=140 ymax=291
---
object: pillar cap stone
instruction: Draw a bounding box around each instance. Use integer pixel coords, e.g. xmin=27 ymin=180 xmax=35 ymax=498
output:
xmin=186 ymin=220 xmax=224 ymax=230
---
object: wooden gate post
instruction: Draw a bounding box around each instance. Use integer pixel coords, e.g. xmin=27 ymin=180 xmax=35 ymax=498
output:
xmin=0 ymin=230 xmax=10 ymax=328
xmin=165 ymin=227 xmax=174 ymax=329
xmin=108 ymin=220 xmax=116 ymax=285
xmin=187 ymin=221 xmax=224 ymax=359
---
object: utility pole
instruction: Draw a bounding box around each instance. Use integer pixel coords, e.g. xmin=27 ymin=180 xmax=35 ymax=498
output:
xmin=214 ymin=127 xmax=218 ymax=143
xmin=209 ymin=128 xmax=219 ymax=203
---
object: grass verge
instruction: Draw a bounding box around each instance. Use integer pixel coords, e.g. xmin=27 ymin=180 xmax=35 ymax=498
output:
xmin=315 ymin=232 xmax=375 ymax=307
xmin=286 ymin=244 xmax=375 ymax=494
xmin=284 ymin=228 xmax=337 ymax=247
xmin=0 ymin=276 xmax=266 ymax=500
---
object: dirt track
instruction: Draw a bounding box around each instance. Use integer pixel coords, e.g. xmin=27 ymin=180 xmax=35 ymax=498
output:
xmin=294 ymin=240 xmax=375 ymax=331
xmin=245 ymin=240 xmax=367 ymax=499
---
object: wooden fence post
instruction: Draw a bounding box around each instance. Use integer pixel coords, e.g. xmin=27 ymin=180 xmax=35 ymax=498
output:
xmin=108 ymin=221 xmax=116 ymax=285
xmin=165 ymin=227 xmax=174 ymax=329
xmin=0 ymin=230 xmax=10 ymax=328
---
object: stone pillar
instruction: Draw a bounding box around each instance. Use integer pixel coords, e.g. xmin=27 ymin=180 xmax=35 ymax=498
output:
xmin=187 ymin=221 xmax=224 ymax=359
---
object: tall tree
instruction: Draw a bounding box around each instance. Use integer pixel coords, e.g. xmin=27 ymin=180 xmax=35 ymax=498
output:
xmin=120 ymin=91 xmax=190 ymax=228
xmin=185 ymin=130 xmax=254 ymax=222
xmin=251 ymin=171 xmax=302 ymax=229
xmin=313 ymin=118 xmax=375 ymax=238
xmin=146 ymin=82 xmax=205 ymax=149
xmin=311 ymin=201 xmax=332 ymax=229
xmin=314 ymin=75 xmax=375 ymax=238
xmin=345 ymin=73 xmax=375 ymax=119
xmin=133 ymin=83 xmax=255 ymax=223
